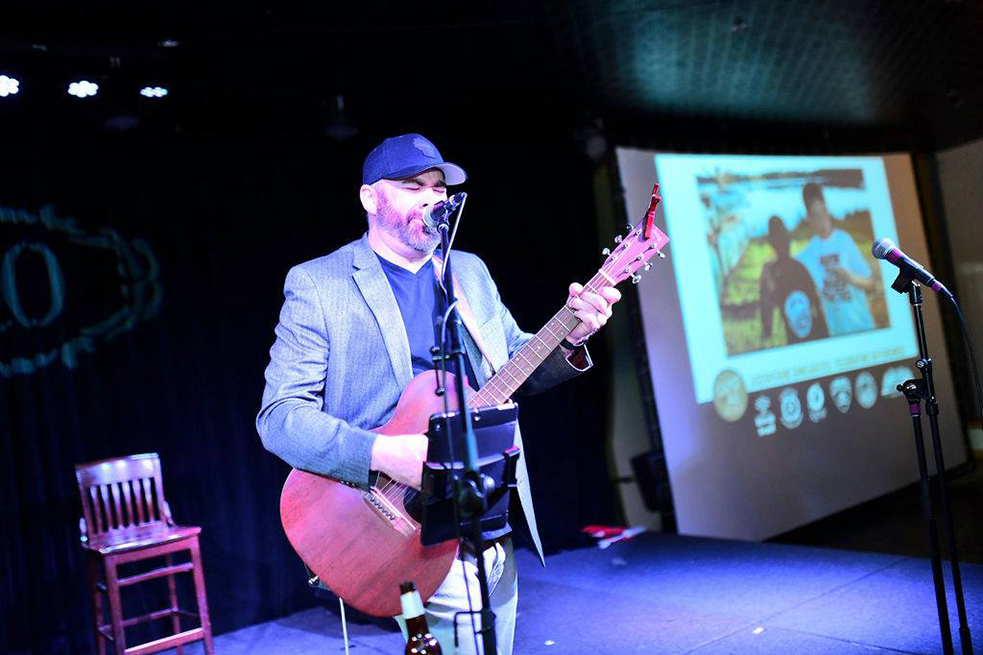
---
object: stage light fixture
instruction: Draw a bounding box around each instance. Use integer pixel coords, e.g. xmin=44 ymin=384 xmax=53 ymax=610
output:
xmin=0 ymin=75 xmax=20 ymax=97
xmin=68 ymin=80 xmax=99 ymax=98
xmin=139 ymin=86 xmax=169 ymax=98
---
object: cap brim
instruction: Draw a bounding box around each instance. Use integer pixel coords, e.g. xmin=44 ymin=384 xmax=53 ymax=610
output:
xmin=386 ymin=162 xmax=467 ymax=186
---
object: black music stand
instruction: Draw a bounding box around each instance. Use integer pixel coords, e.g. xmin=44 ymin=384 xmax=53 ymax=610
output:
xmin=419 ymin=403 xmax=519 ymax=546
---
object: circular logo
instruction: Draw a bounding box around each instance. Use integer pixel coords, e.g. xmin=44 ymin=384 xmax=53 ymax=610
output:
xmin=779 ymin=387 xmax=803 ymax=429
xmin=829 ymin=376 xmax=852 ymax=413
xmin=713 ymin=369 xmax=748 ymax=422
xmin=806 ymin=382 xmax=827 ymax=422
xmin=855 ymin=372 xmax=877 ymax=409
xmin=806 ymin=383 xmax=825 ymax=413
xmin=783 ymin=290 xmax=813 ymax=339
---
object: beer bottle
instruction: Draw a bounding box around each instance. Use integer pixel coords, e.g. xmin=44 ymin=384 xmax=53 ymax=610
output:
xmin=400 ymin=581 xmax=442 ymax=654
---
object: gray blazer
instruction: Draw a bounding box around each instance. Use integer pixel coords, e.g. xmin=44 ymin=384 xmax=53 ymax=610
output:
xmin=257 ymin=234 xmax=590 ymax=564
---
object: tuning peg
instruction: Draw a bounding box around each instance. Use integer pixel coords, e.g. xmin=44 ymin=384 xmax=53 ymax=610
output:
xmin=644 ymin=263 xmax=652 ymax=271
xmin=631 ymin=274 xmax=642 ymax=284
xmin=658 ymin=251 xmax=666 ymax=259
xmin=601 ymin=247 xmax=611 ymax=256
xmin=626 ymin=224 xmax=632 ymax=231
xmin=614 ymin=235 xmax=623 ymax=244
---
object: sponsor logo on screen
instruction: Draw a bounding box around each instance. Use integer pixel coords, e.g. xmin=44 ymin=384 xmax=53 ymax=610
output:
xmin=806 ymin=382 xmax=827 ymax=422
xmin=713 ymin=369 xmax=748 ymax=422
xmin=779 ymin=387 xmax=803 ymax=429
xmin=881 ymin=365 xmax=915 ymax=398
xmin=855 ymin=371 xmax=878 ymax=409
xmin=829 ymin=376 xmax=853 ymax=413
xmin=754 ymin=395 xmax=776 ymax=436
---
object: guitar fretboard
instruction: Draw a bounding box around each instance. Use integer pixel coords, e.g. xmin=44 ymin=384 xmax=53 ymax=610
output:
xmin=467 ymin=273 xmax=607 ymax=408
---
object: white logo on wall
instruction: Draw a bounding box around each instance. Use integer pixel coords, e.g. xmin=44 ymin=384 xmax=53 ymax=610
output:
xmin=806 ymin=383 xmax=827 ymax=422
xmin=829 ymin=376 xmax=852 ymax=413
xmin=855 ymin=372 xmax=877 ymax=409
xmin=779 ymin=387 xmax=803 ymax=429
xmin=881 ymin=366 xmax=915 ymax=398
xmin=754 ymin=395 xmax=776 ymax=437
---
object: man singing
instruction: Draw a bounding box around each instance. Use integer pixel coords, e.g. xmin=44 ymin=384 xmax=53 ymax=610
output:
xmin=257 ymin=133 xmax=620 ymax=653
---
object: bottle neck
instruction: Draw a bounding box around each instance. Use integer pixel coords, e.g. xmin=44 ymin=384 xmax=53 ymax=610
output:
xmin=400 ymin=589 xmax=426 ymax=623
xmin=404 ymin=614 xmax=431 ymax=637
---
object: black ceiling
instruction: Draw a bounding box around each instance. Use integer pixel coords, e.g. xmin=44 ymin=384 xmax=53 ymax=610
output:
xmin=1 ymin=0 xmax=981 ymax=150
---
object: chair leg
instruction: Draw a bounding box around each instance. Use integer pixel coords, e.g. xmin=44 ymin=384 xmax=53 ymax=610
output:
xmin=87 ymin=553 xmax=107 ymax=655
xmin=103 ymin=556 xmax=126 ymax=655
xmin=165 ymin=554 xmax=184 ymax=655
xmin=189 ymin=537 xmax=215 ymax=655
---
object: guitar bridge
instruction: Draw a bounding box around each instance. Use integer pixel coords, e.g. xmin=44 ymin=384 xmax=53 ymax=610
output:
xmin=362 ymin=487 xmax=416 ymax=538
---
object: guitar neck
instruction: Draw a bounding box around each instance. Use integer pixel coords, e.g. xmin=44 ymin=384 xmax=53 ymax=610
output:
xmin=468 ymin=270 xmax=608 ymax=408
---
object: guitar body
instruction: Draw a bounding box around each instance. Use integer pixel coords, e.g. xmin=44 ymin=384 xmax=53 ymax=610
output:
xmin=279 ymin=371 xmax=463 ymax=618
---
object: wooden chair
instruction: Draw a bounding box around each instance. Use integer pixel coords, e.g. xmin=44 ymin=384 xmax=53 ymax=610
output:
xmin=76 ymin=453 xmax=215 ymax=655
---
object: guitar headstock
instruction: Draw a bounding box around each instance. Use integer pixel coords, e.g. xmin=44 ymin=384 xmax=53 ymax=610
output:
xmin=599 ymin=183 xmax=669 ymax=286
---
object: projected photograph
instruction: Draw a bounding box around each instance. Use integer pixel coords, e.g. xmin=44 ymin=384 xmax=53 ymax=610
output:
xmin=648 ymin=154 xmax=918 ymax=407
xmin=699 ymin=168 xmax=889 ymax=356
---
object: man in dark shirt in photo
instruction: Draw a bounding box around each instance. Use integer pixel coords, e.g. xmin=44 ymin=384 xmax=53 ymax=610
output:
xmin=760 ymin=215 xmax=828 ymax=345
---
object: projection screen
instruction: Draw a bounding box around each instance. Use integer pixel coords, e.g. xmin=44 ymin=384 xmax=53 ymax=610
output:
xmin=616 ymin=149 xmax=967 ymax=540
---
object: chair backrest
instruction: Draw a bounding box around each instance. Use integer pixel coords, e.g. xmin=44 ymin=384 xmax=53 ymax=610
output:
xmin=76 ymin=453 xmax=171 ymax=543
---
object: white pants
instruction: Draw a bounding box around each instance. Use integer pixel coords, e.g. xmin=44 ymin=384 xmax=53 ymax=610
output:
xmin=396 ymin=539 xmax=517 ymax=655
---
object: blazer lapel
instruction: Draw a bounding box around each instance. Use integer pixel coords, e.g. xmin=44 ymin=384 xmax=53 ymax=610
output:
xmin=351 ymin=235 xmax=413 ymax=389
xmin=431 ymin=253 xmax=495 ymax=388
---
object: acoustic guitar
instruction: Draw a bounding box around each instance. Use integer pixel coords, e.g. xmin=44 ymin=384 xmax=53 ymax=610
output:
xmin=280 ymin=184 xmax=669 ymax=616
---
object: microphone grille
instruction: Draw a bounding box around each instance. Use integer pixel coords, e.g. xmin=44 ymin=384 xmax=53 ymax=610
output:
xmin=871 ymin=237 xmax=895 ymax=260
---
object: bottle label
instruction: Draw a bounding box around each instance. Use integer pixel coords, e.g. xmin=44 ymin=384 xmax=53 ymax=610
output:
xmin=400 ymin=591 xmax=426 ymax=619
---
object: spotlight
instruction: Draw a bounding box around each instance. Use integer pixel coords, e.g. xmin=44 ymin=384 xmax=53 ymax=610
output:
xmin=139 ymin=86 xmax=169 ymax=98
xmin=68 ymin=80 xmax=99 ymax=98
xmin=0 ymin=75 xmax=20 ymax=97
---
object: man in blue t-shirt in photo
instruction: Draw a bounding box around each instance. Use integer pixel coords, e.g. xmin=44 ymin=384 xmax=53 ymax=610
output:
xmin=794 ymin=182 xmax=877 ymax=336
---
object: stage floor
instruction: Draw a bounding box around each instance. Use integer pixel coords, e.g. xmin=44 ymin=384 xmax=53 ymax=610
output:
xmin=186 ymin=533 xmax=982 ymax=654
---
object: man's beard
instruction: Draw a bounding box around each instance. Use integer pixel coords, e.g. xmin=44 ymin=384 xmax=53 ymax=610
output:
xmin=375 ymin=194 xmax=440 ymax=253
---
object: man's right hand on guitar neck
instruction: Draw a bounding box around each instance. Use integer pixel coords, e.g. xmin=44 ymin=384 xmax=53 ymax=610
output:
xmin=370 ymin=434 xmax=429 ymax=490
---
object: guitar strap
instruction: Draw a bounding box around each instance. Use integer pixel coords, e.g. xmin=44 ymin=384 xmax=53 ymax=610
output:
xmin=431 ymin=254 xmax=497 ymax=380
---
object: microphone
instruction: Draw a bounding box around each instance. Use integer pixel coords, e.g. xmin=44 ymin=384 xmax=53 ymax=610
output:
xmin=422 ymin=192 xmax=467 ymax=229
xmin=871 ymin=238 xmax=952 ymax=298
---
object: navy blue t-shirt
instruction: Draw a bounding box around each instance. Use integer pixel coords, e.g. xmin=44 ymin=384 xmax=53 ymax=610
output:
xmin=377 ymin=255 xmax=477 ymax=385
xmin=378 ymin=254 xmax=510 ymax=542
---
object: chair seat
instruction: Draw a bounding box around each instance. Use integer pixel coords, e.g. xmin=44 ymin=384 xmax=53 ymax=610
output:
xmin=83 ymin=525 xmax=202 ymax=555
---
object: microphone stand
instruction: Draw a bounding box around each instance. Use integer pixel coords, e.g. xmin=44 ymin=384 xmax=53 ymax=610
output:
xmin=893 ymin=275 xmax=973 ymax=655
xmin=435 ymin=219 xmax=498 ymax=655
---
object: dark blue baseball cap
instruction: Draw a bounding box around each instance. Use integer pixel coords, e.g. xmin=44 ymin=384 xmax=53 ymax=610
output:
xmin=362 ymin=133 xmax=467 ymax=186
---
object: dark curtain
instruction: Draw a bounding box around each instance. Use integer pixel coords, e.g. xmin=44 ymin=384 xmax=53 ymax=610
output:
xmin=0 ymin=129 xmax=619 ymax=654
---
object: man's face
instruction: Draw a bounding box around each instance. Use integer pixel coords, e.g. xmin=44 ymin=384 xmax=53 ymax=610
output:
xmin=372 ymin=169 xmax=448 ymax=253
xmin=807 ymin=198 xmax=833 ymax=239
